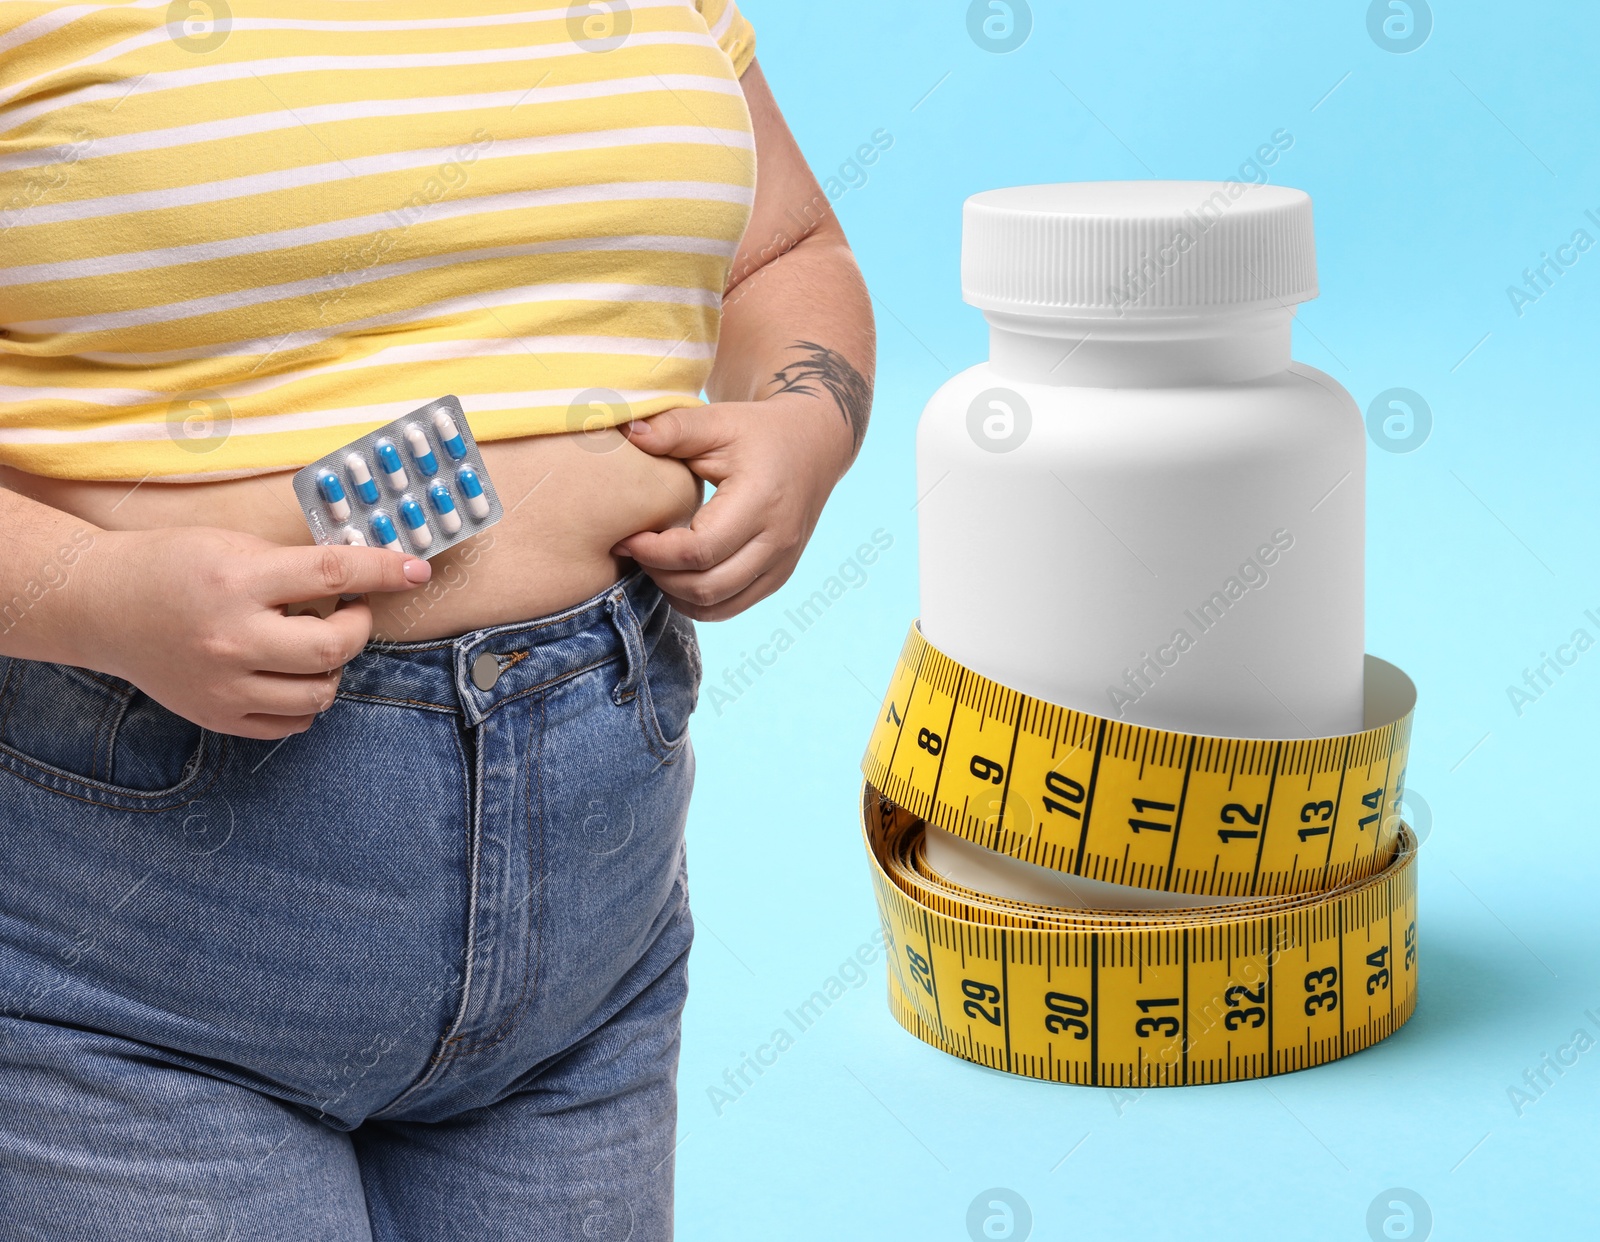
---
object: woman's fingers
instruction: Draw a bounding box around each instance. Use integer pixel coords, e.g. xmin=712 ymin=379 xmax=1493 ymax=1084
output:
xmin=613 ymin=484 xmax=766 ymax=575
xmin=659 ymin=570 xmax=783 ymax=622
xmin=242 ymin=669 xmax=344 ymax=718
xmin=636 ymin=534 xmax=784 ymax=609
xmin=620 ymin=404 xmax=739 ymax=474
xmin=251 ymin=602 xmax=375 ymax=674
xmin=254 ymin=543 xmax=429 ymax=607
xmin=236 ymin=712 xmax=322 ymax=741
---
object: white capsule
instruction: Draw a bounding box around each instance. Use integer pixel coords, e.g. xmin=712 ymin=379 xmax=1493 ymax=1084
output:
xmin=316 ymin=471 xmax=352 ymax=522
xmin=432 ymin=408 xmax=469 ymax=460
xmin=370 ymin=512 xmax=404 ymax=552
xmin=398 ymin=496 xmax=433 ymax=551
xmin=427 ymin=482 xmax=463 ymax=535
xmin=374 ymin=439 xmax=408 ymax=491
xmin=457 ymin=466 xmax=491 ymax=519
xmin=341 ymin=527 xmax=367 ymax=546
xmin=346 ymin=452 xmax=380 ymax=504
xmin=404 ymin=424 xmax=439 ymax=477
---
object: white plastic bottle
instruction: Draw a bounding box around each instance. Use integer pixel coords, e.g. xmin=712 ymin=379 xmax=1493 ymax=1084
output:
xmin=916 ymin=182 xmax=1365 ymax=910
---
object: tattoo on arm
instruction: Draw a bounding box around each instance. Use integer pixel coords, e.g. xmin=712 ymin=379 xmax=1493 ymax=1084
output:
xmin=769 ymin=341 xmax=871 ymax=453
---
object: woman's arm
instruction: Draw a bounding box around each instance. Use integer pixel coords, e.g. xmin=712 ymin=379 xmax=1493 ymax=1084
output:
xmin=0 ymin=481 xmax=429 ymax=737
xmin=0 ymin=485 xmax=107 ymax=666
xmin=612 ymin=58 xmax=875 ymax=621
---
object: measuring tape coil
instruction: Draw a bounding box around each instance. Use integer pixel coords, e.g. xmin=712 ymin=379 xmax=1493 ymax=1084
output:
xmin=864 ymin=624 xmax=1416 ymax=900
xmin=859 ymin=622 xmax=1421 ymax=1085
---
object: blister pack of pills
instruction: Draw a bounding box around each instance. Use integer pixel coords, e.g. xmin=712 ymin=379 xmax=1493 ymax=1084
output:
xmin=290 ymin=396 xmax=504 ymax=558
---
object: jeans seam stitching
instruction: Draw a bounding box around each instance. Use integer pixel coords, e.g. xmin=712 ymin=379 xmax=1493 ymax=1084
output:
xmin=481 ymin=657 xmax=616 ymax=715
xmin=332 ymin=692 xmax=457 ymax=713
xmin=88 ymin=693 xmax=112 ymax=783
xmin=446 ymin=694 xmax=544 ymax=1056
xmin=0 ymin=659 xmax=17 ymax=739
xmin=91 ymin=687 xmax=133 ymax=784
xmin=486 ymin=659 xmax=611 ymax=707
xmin=635 ymin=665 xmax=687 ymax=764
xmin=617 ymin=590 xmax=686 ymax=762
xmin=370 ymin=714 xmax=480 ymax=1116
xmin=0 ymin=734 xmax=229 ymax=811
xmin=337 ymin=657 xmax=621 ymax=715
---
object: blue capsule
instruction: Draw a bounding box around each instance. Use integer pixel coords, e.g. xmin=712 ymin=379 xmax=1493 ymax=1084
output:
xmin=374 ymin=439 xmax=407 ymax=490
xmin=456 ymin=465 xmax=491 ymax=519
xmin=316 ymin=470 xmax=351 ymax=521
xmin=398 ymin=496 xmax=433 ymax=551
xmin=404 ymin=424 xmax=438 ymax=477
xmin=370 ymin=512 xmax=402 ymax=551
xmin=427 ymin=481 xmax=463 ymax=534
xmin=346 ymin=452 xmax=380 ymax=504
xmin=432 ymin=408 xmax=468 ymax=460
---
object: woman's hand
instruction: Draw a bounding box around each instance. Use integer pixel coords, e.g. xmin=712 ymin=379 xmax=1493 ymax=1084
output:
xmin=76 ymin=525 xmax=429 ymax=739
xmin=610 ymin=390 xmax=854 ymax=621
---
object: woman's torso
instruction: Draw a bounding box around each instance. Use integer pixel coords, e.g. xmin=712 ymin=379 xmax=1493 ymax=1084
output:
xmin=0 ymin=3 xmax=756 ymax=636
xmin=0 ymin=434 xmax=702 ymax=638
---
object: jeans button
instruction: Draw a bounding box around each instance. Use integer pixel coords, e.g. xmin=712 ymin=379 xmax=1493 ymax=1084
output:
xmin=471 ymin=652 xmax=501 ymax=691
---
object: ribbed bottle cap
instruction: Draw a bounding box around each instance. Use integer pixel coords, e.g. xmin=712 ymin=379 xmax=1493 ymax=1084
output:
xmin=962 ymin=181 xmax=1318 ymax=318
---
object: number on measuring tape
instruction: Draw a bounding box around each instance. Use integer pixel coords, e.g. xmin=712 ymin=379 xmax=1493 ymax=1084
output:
xmin=1303 ymin=966 xmax=1339 ymax=1015
xmin=1042 ymin=771 xmax=1084 ymax=819
xmin=1366 ymin=945 xmax=1391 ymax=994
xmin=1043 ymin=992 xmax=1089 ymax=1040
xmin=970 ymin=755 xmax=1004 ymax=784
xmin=1224 ymin=983 xmax=1266 ymax=1030
xmin=1358 ymin=786 xmax=1384 ymax=831
xmin=906 ymin=947 xmax=934 ymax=997
xmin=1298 ymin=798 xmax=1333 ymax=840
xmin=961 ymin=979 xmax=1002 ymax=1026
xmin=1218 ymin=801 xmax=1262 ymax=843
xmin=1134 ymin=996 xmax=1180 ymax=1038
xmin=1129 ymin=797 xmax=1175 ymax=834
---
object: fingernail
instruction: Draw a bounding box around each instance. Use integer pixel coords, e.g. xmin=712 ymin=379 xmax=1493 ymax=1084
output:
xmin=624 ymin=419 xmax=649 ymax=435
xmin=403 ymin=558 xmax=431 ymax=583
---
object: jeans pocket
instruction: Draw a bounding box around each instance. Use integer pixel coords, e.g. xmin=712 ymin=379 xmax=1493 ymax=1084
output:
xmin=636 ymin=602 xmax=701 ymax=756
xmin=0 ymin=658 xmax=218 ymax=806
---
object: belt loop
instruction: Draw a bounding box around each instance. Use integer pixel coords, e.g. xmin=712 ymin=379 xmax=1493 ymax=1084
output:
xmin=605 ymin=581 xmax=645 ymax=706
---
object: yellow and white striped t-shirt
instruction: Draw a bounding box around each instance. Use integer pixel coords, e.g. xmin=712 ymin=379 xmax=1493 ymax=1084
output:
xmin=0 ymin=0 xmax=757 ymax=481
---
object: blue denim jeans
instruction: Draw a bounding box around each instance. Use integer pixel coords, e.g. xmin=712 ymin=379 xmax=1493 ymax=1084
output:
xmin=0 ymin=570 xmax=700 ymax=1240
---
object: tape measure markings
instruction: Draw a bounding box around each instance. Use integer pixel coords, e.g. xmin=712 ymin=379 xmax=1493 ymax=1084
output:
xmin=1295 ymin=731 xmax=1352 ymax=885
xmin=1165 ymin=730 xmax=1196 ymax=889
xmin=865 ymin=625 xmax=1416 ymax=899
xmin=863 ymin=786 xmax=1419 ymax=1086
xmin=1073 ymin=716 xmax=1105 ymax=873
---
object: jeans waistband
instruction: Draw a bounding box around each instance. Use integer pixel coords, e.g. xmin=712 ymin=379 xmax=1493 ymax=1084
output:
xmin=335 ymin=568 xmax=661 ymax=727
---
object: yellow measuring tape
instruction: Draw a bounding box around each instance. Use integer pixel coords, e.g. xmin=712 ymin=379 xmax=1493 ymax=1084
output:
xmin=860 ymin=623 xmax=1420 ymax=1085
xmin=864 ymin=624 xmax=1416 ymax=899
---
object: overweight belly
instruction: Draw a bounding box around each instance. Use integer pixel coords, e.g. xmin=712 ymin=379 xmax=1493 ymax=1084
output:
xmin=2 ymin=429 xmax=701 ymax=641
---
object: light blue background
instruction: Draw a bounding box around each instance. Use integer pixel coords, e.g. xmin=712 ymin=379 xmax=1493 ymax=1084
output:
xmin=677 ymin=3 xmax=1600 ymax=1238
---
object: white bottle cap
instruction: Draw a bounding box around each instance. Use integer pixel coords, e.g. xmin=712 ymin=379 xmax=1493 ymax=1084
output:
xmin=961 ymin=181 xmax=1318 ymax=319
